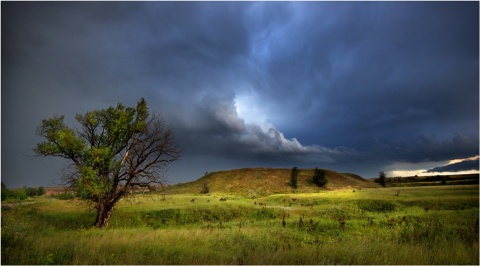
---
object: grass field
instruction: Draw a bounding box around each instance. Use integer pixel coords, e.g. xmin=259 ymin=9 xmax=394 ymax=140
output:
xmin=2 ymin=185 xmax=478 ymax=264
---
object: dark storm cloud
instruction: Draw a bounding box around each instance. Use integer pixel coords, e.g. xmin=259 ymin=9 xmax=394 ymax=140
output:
xmin=173 ymin=92 xmax=358 ymax=165
xmin=259 ymin=2 xmax=478 ymax=135
xmin=370 ymin=134 xmax=479 ymax=163
xmin=2 ymin=2 xmax=478 ymax=187
xmin=426 ymin=158 xmax=479 ymax=173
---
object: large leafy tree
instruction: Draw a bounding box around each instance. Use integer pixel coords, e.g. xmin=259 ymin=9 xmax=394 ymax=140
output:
xmin=35 ymin=98 xmax=181 ymax=228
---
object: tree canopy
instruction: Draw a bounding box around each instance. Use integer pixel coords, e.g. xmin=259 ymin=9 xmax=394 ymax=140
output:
xmin=35 ymin=98 xmax=181 ymax=228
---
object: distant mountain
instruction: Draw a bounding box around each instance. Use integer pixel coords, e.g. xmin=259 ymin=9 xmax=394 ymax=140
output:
xmin=165 ymin=168 xmax=379 ymax=196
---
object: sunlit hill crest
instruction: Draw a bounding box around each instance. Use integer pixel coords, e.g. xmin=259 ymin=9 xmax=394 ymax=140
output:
xmin=166 ymin=167 xmax=378 ymax=196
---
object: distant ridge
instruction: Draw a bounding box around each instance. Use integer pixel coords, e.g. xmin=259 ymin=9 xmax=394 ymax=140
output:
xmin=166 ymin=168 xmax=379 ymax=196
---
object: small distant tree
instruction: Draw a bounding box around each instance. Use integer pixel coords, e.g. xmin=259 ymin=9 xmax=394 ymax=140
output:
xmin=34 ymin=98 xmax=181 ymax=228
xmin=312 ymin=167 xmax=328 ymax=187
xmin=38 ymin=186 xmax=46 ymax=196
xmin=290 ymin=167 xmax=299 ymax=189
xmin=377 ymin=171 xmax=387 ymax=187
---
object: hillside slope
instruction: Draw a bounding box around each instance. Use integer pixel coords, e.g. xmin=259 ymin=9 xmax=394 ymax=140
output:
xmin=166 ymin=168 xmax=379 ymax=196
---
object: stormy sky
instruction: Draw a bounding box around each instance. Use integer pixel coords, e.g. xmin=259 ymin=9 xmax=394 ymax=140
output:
xmin=2 ymin=1 xmax=479 ymax=188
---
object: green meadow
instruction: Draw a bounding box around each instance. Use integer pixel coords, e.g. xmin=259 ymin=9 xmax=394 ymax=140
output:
xmin=2 ymin=184 xmax=478 ymax=265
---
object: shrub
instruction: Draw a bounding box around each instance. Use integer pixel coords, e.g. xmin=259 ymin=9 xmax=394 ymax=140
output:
xmin=10 ymin=189 xmax=28 ymax=201
xmin=25 ymin=187 xmax=39 ymax=197
xmin=22 ymin=186 xmax=46 ymax=197
xmin=312 ymin=168 xmax=328 ymax=187
xmin=56 ymin=193 xmax=75 ymax=200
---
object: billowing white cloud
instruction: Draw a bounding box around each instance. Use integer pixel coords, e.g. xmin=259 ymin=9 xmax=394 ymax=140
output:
xmin=177 ymin=92 xmax=359 ymax=165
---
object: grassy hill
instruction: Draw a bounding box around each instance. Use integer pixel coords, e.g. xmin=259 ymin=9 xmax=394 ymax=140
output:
xmin=165 ymin=167 xmax=378 ymax=196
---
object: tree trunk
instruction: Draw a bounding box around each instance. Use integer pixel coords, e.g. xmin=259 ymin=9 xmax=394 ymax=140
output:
xmin=94 ymin=200 xmax=115 ymax=228
xmin=94 ymin=191 xmax=124 ymax=228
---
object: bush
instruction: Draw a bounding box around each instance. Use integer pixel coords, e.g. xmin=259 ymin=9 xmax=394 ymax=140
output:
xmin=10 ymin=189 xmax=28 ymax=201
xmin=312 ymin=168 xmax=328 ymax=187
xmin=56 ymin=193 xmax=75 ymax=200
xmin=22 ymin=186 xmax=47 ymax=197
xmin=1 ymin=183 xmax=28 ymax=201
xmin=25 ymin=187 xmax=39 ymax=197
xmin=2 ymin=183 xmax=46 ymax=201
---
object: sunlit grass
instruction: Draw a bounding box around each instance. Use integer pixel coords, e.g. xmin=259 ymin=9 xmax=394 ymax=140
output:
xmin=2 ymin=185 xmax=478 ymax=264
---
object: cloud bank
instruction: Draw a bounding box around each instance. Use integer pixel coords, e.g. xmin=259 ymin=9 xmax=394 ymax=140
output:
xmin=426 ymin=158 xmax=479 ymax=173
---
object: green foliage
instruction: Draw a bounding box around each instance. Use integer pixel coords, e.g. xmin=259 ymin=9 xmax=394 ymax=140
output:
xmin=290 ymin=167 xmax=298 ymax=189
xmin=75 ymin=165 xmax=111 ymax=200
xmin=21 ymin=186 xmax=46 ymax=197
xmin=2 ymin=184 xmax=28 ymax=201
xmin=312 ymin=167 xmax=328 ymax=187
xmin=35 ymin=116 xmax=85 ymax=159
xmin=11 ymin=189 xmax=28 ymax=201
xmin=35 ymin=99 xmax=152 ymax=201
xmin=34 ymin=98 xmax=180 ymax=228
xmin=25 ymin=187 xmax=39 ymax=197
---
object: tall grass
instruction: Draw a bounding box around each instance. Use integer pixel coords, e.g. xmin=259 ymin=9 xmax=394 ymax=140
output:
xmin=2 ymin=185 xmax=478 ymax=264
